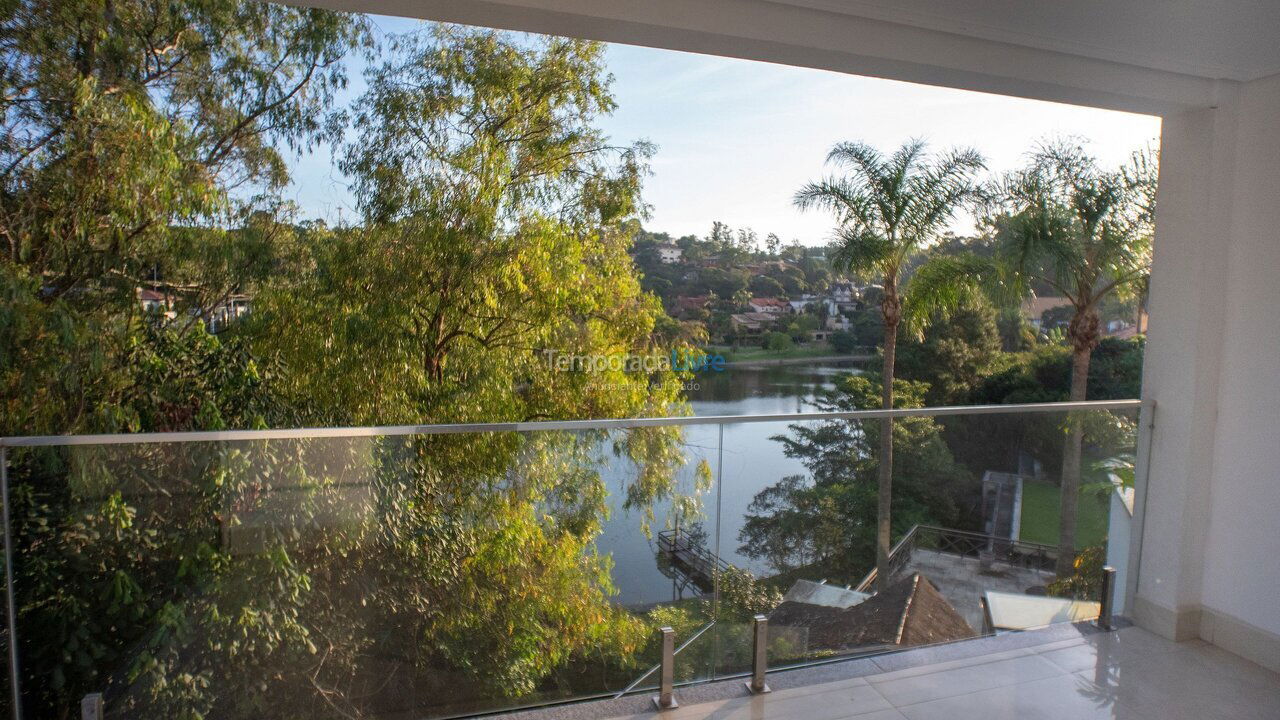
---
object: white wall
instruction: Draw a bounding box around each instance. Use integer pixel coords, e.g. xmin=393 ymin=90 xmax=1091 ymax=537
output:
xmin=1197 ymin=72 xmax=1280 ymax=637
xmin=1134 ymin=71 xmax=1280 ymax=670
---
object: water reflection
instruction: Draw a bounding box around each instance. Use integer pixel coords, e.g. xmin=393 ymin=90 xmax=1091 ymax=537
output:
xmin=598 ymin=361 xmax=867 ymax=607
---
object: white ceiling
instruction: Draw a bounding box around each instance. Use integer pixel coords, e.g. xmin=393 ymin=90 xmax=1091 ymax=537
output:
xmin=779 ymin=0 xmax=1280 ymax=81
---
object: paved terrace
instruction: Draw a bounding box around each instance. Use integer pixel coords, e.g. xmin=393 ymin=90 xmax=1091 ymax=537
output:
xmin=901 ymin=548 xmax=1056 ymax=631
xmin=492 ymin=623 xmax=1280 ymax=720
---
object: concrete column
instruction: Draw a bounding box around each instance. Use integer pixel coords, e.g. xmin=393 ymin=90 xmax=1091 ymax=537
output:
xmin=1130 ymin=85 xmax=1237 ymax=640
xmin=1193 ymin=72 xmax=1280 ymax=672
xmin=1134 ymin=73 xmax=1280 ymax=674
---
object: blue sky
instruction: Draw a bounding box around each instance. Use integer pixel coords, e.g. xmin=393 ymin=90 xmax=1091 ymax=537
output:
xmin=286 ymin=15 xmax=1162 ymax=244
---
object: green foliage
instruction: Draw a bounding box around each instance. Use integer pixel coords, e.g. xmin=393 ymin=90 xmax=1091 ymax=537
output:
xmin=1046 ymin=545 xmax=1107 ymax=600
xmin=829 ymin=330 xmax=859 ymax=354
xmin=894 ymin=299 xmax=1002 ymax=405
xmin=795 ymin=140 xmax=986 ymax=298
xmin=3 ymin=16 xmax=701 ymax=719
xmin=749 ymin=275 xmax=785 ymax=297
xmin=996 ymin=307 xmax=1037 ymax=352
xmin=763 ymin=331 xmax=794 ymax=353
xmin=738 ymin=374 xmax=973 ymax=581
xmin=646 ymin=604 xmax=703 ymax=641
xmin=712 ymin=566 xmax=784 ymax=622
xmin=259 ymin=26 xmax=677 ymax=427
xmin=970 ymin=337 xmax=1145 ymax=405
xmin=2 ymin=0 xmax=372 ymax=308
xmin=991 ymin=139 xmax=1154 ymax=356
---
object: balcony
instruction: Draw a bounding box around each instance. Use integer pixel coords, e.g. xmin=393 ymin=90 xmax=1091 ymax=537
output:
xmin=5 ymin=1 xmax=1280 ymax=717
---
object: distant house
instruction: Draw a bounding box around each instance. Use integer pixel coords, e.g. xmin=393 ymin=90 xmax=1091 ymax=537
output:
xmin=1020 ymin=296 xmax=1073 ymax=328
xmin=747 ymin=297 xmax=788 ymax=314
xmin=730 ymin=312 xmax=777 ymax=336
xmin=770 ymin=573 xmax=976 ymax=654
xmin=788 ymin=295 xmax=818 ymax=314
xmin=825 ymin=314 xmax=851 ymax=331
xmin=672 ymin=295 xmax=710 ymax=318
xmin=829 ymin=281 xmax=857 ymax=304
xmin=207 ymin=295 xmax=252 ymax=333
xmin=657 ymin=243 xmax=683 ymax=264
xmin=675 ymin=295 xmax=709 ymax=311
xmin=138 ymin=288 xmax=176 ymax=320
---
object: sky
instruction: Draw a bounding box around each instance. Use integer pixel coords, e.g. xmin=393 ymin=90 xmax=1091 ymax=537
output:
xmin=285 ymin=15 xmax=1162 ymax=245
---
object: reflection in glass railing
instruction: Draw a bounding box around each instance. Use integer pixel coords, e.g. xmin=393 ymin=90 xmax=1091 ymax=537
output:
xmin=0 ymin=400 xmax=1141 ymax=719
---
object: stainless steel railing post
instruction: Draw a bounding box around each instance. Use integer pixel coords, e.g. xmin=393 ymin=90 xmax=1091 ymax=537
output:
xmin=652 ymin=626 xmax=678 ymax=710
xmin=1097 ymin=565 xmax=1117 ymax=631
xmin=745 ymin=614 xmax=771 ymax=694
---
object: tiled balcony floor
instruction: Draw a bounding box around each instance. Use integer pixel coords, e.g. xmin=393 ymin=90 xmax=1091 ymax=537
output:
xmin=594 ymin=626 xmax=1280 ymax=720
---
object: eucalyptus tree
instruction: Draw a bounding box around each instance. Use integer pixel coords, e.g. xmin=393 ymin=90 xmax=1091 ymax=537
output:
xmin=1 ymin=0 xmax=370 ymax=303
xmin=0 ymin=0 xmax=371 ymax=437
xmin=795 ymin=140 xmax=985 ymax=588
xmin=255 ymin=24 xmax=703 ymax=703
xmin=995 ymin=141 xmax=1154 ymax=575
xmin=1 ymin=2 xmax=375 ymax=716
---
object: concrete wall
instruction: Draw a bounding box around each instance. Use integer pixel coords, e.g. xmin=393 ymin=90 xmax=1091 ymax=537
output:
xmin=288 ymin=0 xmax=1219 ymax=115
xmin=1196 ymin=72 xmax=1280 ymax=665
xmin=1134 ymin=71 xmax=1280 ymax=672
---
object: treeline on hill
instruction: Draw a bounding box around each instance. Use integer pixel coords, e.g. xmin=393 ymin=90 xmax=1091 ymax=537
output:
xmin=1 ymin=6 xmax=704 ymax=718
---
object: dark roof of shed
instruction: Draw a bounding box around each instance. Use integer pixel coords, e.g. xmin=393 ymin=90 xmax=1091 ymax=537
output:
xmin=769 ymin=572 xmax=976 ymax=652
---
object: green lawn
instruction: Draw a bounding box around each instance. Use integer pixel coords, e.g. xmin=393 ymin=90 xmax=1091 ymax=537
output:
xmin=1018 ymin=479 xmax=1110 ymax=549
xmin=711 ymin=344 xmax=839 ymax=362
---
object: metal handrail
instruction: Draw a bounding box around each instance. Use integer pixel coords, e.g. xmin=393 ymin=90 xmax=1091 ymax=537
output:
xmin=0 ymin=399 xmax=1142 ymax=447
xmin=615 ymin=620 xmax=717 ymax=698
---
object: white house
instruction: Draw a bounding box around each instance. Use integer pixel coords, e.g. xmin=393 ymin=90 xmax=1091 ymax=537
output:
xmin=747 ymin=297 xmax=788 ymax=314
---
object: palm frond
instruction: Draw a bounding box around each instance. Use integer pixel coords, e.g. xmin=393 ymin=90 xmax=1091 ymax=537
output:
xmin=901 ymin=253 xmax=1012 ymax=336
xmin=794 ymin=177 xmax=878 ymax=227
xmin=829 ymin=225 xmax=893 ymax=274
xmin=826 ymin=141 xmax=895 ymax=223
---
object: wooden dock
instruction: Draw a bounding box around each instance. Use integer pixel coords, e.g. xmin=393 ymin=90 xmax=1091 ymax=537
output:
xmin=657 ymin=529 xmax=731 ymax=593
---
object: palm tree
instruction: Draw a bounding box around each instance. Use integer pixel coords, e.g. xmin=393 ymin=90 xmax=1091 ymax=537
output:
xmin=795 ymin=139 xmax=985 ymax=590
xmin=995 ymin=140 xmax=1154 ymax=576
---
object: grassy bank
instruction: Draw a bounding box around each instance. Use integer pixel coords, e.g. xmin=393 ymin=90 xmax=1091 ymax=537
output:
xmin=709 ymin=343 xmax=859 ymax=362
xmin=1018 ymin=479 xmax=1110 ymax=549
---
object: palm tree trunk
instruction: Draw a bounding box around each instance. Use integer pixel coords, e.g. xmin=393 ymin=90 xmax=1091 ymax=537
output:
xmin=1056 ymin=342 xmax=1091 ymax=576
xmin=876 ymin=306 xmax=898 ymax=592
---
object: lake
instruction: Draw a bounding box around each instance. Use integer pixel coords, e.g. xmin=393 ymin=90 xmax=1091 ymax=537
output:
xmin=596 ymin=361 xmax=866 ymax=606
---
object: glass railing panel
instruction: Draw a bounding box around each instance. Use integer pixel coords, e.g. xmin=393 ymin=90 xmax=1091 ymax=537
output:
xmin=0 ymin=401 xmax=1142 ymax=717
xmin=718 ymin=405 xmax=1140 ymax=667
xmin=3 ymin=422 xmax=720 ymax=719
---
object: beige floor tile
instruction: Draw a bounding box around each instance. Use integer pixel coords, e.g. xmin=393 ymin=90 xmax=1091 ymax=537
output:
xmin=869 ymin=653 xmax=1064 ymax=707
xmin=895 ymin=673 xmax=1153 ymax=720
xmin=613 ymin=681 xmax=893 ymax=720
xmin=604 ymin=627 xmax=1280 ymax=720
xmin=867 ymin=646 xmax=1035 ymax=683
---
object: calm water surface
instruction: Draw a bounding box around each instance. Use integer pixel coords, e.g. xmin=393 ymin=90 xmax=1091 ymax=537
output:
xmin=597 ymin=361 xmax=865 ymax=606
